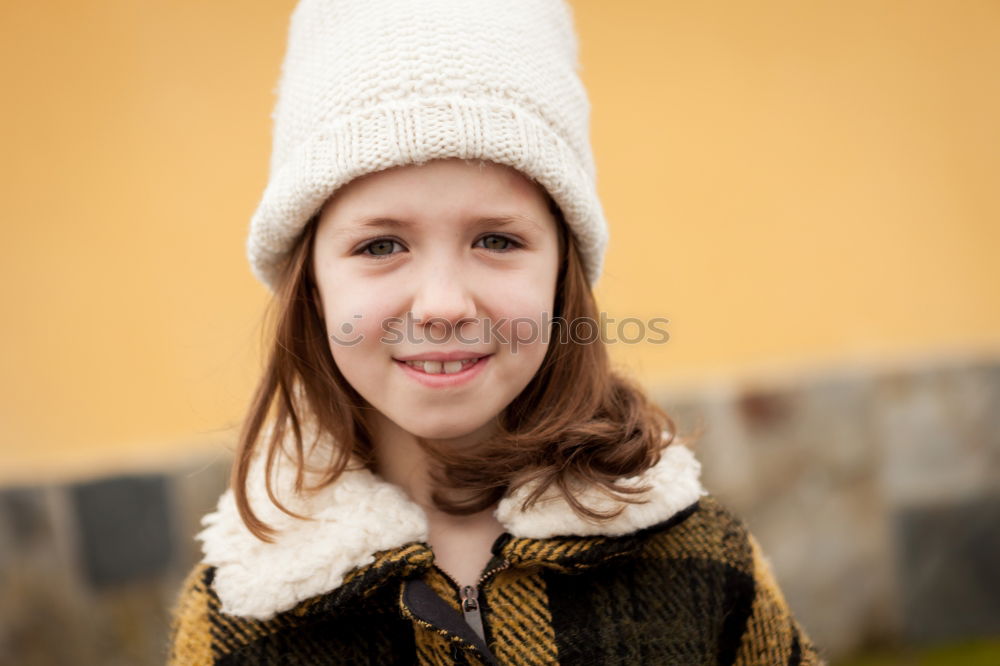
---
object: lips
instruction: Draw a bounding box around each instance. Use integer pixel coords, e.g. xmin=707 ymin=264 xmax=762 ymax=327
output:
xmin=394 ymin=354 xmax=491 ymax=387
xmin=394 ymin=350 xmax=491 ymax=362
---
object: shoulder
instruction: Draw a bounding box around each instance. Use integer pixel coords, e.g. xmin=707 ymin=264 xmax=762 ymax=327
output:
xmin=609 ymin=493 xmax=758 ymax=611
xmin=634 ymin=494 xmax=827 ymax=665
xmin=638 ymin=493 xmax=755 ymax=567
xmin=168 ymin=563 xmax=312 ymax=665
xmin=168 ymin=563 xmax=218 ymax=665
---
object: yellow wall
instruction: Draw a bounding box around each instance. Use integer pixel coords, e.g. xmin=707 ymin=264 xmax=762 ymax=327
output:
xmin=2 ymin=1 xmax=998 ymax=481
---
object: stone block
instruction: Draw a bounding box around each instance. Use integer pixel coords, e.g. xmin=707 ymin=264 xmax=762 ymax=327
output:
xmin=893 ymin=494 xmax=1000 ymax=643
xmin=69 ymin=475 xmax=174 ymax=588
xmin=169 ymin=452 xmax=231 ymax=573
xmin=872 ymin=362 xmax=1000 ymax=506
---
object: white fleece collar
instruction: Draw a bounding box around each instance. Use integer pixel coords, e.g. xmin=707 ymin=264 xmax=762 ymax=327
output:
xmin=198 ymin=430 xmax=707 ymax=620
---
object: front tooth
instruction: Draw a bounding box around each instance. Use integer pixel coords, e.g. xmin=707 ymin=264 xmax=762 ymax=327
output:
xmin=442 ymin=360 xmax=464 ymax=374
xmin=422 ymin=361 xmax=443 ymax=374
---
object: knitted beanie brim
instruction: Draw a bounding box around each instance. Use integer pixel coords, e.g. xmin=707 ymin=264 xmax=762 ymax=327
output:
xmin=246 ymin=97 xmax=608 ymax=292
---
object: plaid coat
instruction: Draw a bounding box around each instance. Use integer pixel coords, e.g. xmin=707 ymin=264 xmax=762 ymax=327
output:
xmin=168 ymin=442 xmax=824 ymax=665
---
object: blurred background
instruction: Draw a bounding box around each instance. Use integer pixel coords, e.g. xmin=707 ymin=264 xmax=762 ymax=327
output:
xmin=2 ymin=0 xmax=998 ymax=663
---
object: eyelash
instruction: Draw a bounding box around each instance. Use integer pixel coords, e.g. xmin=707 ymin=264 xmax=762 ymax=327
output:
xmin=356 ymin=234 xmax=523 ymax=259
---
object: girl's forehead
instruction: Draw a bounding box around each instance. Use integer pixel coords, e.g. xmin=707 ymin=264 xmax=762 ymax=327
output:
xmin=342 ymin=159 xmax=540 ymax=199
xmin=320 ymin=160 xmax=552 ymax=228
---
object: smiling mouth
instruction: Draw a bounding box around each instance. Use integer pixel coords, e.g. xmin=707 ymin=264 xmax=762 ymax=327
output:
xmin=399 ymin=357 xmax=486 ymax=375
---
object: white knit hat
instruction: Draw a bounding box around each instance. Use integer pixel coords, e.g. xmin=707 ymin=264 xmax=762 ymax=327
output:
xmin=247 ymin=0 xmax=609 ymax=291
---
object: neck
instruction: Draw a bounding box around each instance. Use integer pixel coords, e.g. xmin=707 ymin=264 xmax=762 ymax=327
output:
xmin=370 ymin=414 xmax=499 ymax=517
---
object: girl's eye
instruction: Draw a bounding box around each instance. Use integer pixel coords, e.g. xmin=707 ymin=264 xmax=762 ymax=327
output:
xmin=360 ymin=238 xmax=404 ymax=258
xmin=357 ymin=234 xmax=520 ymax=259
xmin=475 ymin=234 xmax=521 ymax=252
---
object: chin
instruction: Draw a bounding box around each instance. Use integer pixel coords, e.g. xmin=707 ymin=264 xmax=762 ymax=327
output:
xmin=396 ymin=413 xmax=494 ymax=442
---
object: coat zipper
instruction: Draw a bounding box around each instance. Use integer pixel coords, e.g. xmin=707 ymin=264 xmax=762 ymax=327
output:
xmin=437 ymin=559 xmax=510 ymax=644
xmin=460 ymin=585 xmax=485 ymax=643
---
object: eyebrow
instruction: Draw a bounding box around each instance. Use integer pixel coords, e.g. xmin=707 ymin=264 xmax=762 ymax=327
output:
xmin=351 ymin=215 xmax=542 ymax=232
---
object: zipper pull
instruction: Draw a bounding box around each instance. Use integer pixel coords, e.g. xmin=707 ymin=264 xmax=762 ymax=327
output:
xmin=460 ymin=585 xmax=486 ymax=643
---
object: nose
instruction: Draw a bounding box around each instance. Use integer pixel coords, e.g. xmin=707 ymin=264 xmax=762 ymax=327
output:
xmin=407 ymin=265 xmax=478 ymax=339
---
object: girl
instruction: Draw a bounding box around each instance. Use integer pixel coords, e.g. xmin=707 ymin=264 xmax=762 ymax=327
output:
xmin=169 ymin=0 xmax=823 ymax=664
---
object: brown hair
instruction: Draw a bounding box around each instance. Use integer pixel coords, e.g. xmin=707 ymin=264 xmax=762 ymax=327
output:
xmin=232 ymin=196 xmax=678 ymax=542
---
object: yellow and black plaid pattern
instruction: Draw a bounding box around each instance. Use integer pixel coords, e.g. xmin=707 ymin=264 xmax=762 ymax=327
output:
xmin=168 ymin=494 xmax=825 ymax=665
xmin=482 ymin=566 xmax=559 ymax=664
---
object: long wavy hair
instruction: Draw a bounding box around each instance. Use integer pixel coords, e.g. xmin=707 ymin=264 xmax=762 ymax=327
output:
xmin=233 ymin=193 xmax=678 ymax=542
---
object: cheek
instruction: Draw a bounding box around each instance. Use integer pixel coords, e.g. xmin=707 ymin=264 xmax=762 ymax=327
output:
xmin=323 ymin=305 xmax=391 ymax=399
xmin=315 ymin=272 xmax=404 ymax=349
xmin=482 ymin=267 xmax=557 ymax=330
xmin=483 ymin=290 xmax=556 ymax=364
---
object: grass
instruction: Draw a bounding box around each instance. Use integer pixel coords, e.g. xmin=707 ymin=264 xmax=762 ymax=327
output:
xmin=835 ymin=638 xmax=1000 ymax=666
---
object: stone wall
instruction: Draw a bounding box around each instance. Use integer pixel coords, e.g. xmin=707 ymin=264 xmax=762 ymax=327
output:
xmin=1 ymin=358 xmax=997 ymax=663
xmin=660 ymin=358 xmax=1000 ymax=658
xmin=0 ymin=459 xmax=229 ymax=665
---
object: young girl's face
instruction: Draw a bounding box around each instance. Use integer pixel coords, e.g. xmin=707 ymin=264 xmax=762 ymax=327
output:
xmin=312 ymin=158 xmax=560 ymax=442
